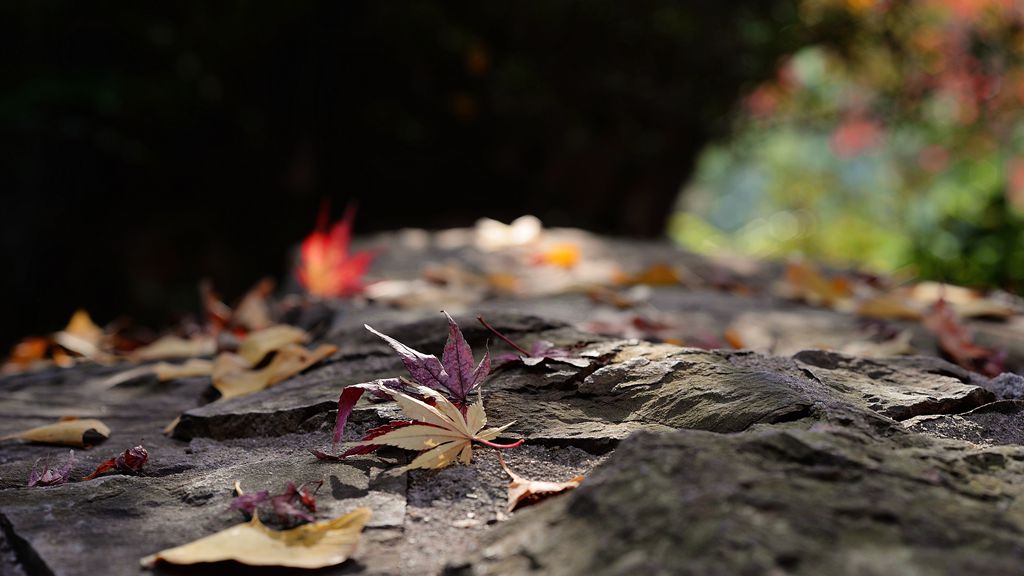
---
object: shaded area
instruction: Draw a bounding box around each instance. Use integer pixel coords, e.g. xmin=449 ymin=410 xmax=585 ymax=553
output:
xmin=1 ymin=1 xmax=816 ymax=349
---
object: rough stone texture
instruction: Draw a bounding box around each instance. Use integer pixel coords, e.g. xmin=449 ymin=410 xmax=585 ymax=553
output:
xmin=453 ymin=425 xmax=1024 ymax=576
xmin=905 ymin=400 xmax=1024 ymax=446
xmin=794 ymin=350 xmax=996 ymax=421
xmin=985 ymin=372 xmax=1024 ymax=400
xmin=2 ymin=229 xmax=1024 ymax=575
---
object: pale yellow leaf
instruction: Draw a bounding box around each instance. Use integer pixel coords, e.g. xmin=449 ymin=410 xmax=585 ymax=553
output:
xmin=152 ymin=358 xmax=215 ymax=381
xmin=213 ymin=344 xmax=337 ymax=400
xmin=131 ymin=335 xmax=216 ymax=361
xmin=238 ymin=325 xmax=310 ymax=365
xmin=1 ymin=418 xmax=110 ymax=448
xmin=54 ymin=309 xmax=105 ymax=358
xmin=476 ymin=421 xmax=515 ymax=442
xmin=856 ymin=292 xmax=924 ymax=321
xmin=357 ymin=424 xmax=468 ymax=451
xmin=233 ymin=277 xmax=275 ymax=331
xmin=458 ymin=442 xmax=473 ymax=465
xmin=401 ymin=440 xmax=467 ymax=472
xmin=375 ymin=387 xmax=517 ymax=472
xmin=466 ymin=396 xmax=486 ymax=434
xmin=382 ymin=385 xmax=461 ymax=431
xmin=140 ymin=508 xmax=371 ymax=569
xmin=415 ymin=387 xmax=472 ymax=436
xmin=953 ymin=299 xmax=1016 ymax=319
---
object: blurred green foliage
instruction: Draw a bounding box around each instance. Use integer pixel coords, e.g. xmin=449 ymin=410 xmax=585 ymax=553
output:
xmin=673 ymin=0 xmax=1024 ymax=291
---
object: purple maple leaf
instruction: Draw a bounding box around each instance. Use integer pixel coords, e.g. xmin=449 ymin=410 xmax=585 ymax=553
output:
xmin=231 ymin=481 xmax=321 ymax=526
xmin=229 ymin=490 xmax=270 ymax=516
xmin=364 ymin=312 xmax=490 ymax=402
xmin=312 ymin=312 xmax=490 ymax=459
xmin=270 ymin=482 xmax=315 ymax=525
xmin=28 ymin=451 xmax=75 ymax=487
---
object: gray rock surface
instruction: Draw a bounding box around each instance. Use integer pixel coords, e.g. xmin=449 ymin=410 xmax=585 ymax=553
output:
xmin=453 ymin=425 xmax=1024 ymax=576
xmin=2 ymin=230 xmax=1024 ymax=575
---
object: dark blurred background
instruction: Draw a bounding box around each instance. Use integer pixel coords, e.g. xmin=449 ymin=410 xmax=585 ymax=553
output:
xmin=1 ymin=1 xmax=821 ymax=348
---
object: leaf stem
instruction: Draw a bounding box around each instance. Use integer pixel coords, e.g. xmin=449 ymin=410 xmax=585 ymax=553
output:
xmin=476 ymin=438 xmax=525 ymax=450
xmin=477 ymin=316 xmax=531 ymax=357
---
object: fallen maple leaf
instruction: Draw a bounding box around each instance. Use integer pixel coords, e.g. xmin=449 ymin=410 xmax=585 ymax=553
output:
xmin=365 ymin=312 xmax=490 ymax=402
xmin=498 ymin=454 xmax=583 ymax=512
xmin=82 ymin=445 xmax=148 ymax=480
xmin=314 ymin=312 xmax=491 ymax=458
xmin=298 ymin=204 xmax=376 ymax=298
xmin=140 ymin=508 xmax=371 ymax=569
xmin=353 ymin=385 xmax=520 ymax=472
xmin=28 ymin=450 xmax=76 ymax=487
xmin=2 ymin=418 xmax=110 ymax=448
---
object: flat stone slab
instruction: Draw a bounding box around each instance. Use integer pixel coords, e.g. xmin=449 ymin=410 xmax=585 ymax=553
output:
xmin=794 ymin=350 xmax=996 ymax=421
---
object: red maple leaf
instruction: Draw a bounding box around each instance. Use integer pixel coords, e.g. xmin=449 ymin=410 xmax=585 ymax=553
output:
xmin=297 ymin=204 xmax=376 ymax=298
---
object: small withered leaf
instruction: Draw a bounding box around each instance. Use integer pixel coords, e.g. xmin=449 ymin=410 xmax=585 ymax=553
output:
xmin=499 ymin=455 xmax=583 ymax=512
xmin=27 ymin=450 xmax=76 ymax=487
xmin=231 ymin=481 xmax=323 ymax=527
xmin=82 ymin=445 xmax=148 ymax=480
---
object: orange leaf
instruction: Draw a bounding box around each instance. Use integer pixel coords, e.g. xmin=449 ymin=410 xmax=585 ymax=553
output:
xmin=298 ymin=205 xmax=376 ymax=298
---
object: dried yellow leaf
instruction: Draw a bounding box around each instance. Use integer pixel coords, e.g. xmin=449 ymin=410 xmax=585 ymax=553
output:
xmin=1 ymin=418 xmax=110 ymax=448
xmin=856 ymin=292 xmax=924 ymax=321
xmin=780 ymin=261 xmax=852 ymax=308
xmin=54 ymin=309 xmax=105 ymax=358
xmin=140 ymin=508 xmax=371 ymax=569
xmin=130 ymin=335 xmax=216 ymax=361
xmin=238 ymin=325 xmax=310 ymax=365
xmin=499 ymin=455 xmax=583 ymax=512
xmin=213 ymin=343 xmax=337 ymax=400
xmin=233 ymin=277 xmax=275 ymax=331
xmin=152 ymin=358 xmax=215 ymax=381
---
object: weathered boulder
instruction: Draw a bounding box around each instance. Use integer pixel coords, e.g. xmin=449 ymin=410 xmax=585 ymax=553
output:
xmin=453 ymin=425 xmax=1024 ymax=576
